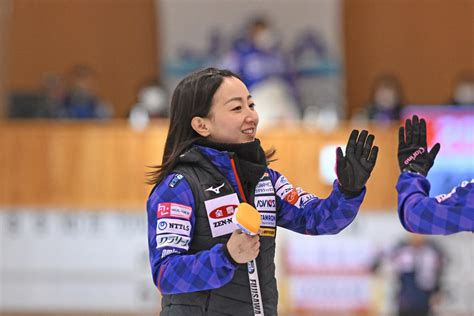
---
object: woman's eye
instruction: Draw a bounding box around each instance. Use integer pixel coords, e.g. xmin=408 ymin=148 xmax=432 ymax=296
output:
xmin=232 ymin=106 xmax=242 ymax=111
xmin=249 ymin=103 xmax=255 ymax=109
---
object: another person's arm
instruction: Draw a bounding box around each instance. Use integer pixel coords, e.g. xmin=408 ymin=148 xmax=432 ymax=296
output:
xmin=396 ymin=115 xmax=474 ymax=234
xmin=397 ymin=172 xmax=474 ymax=234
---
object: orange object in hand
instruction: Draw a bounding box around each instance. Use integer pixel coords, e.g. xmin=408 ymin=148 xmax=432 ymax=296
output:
xmin=233 ymin=202 xmax=261 ymax=236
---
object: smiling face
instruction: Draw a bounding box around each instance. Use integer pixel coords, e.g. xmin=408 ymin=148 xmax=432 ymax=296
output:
xmin=193 ymin=76 xmax=259 ymax=144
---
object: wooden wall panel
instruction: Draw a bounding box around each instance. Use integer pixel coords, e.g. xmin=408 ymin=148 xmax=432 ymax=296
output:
xmin=344 ymin=0 xmax=474 ymax=116
xmin=5 ymin=0 xmax=159 ymax=117
xmin=0 ymin=121 xmax=399 ymax=211
xmin=0 ymin=0 xmax=12 ymax=118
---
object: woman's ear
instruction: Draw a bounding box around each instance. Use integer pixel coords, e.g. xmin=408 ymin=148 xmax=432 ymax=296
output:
xmin=191 ymin=116 xmax=211 ymax=137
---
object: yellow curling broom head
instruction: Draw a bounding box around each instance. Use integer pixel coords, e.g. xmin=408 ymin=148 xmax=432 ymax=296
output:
xmin=234 ymin=202 xmax=261 ymax=235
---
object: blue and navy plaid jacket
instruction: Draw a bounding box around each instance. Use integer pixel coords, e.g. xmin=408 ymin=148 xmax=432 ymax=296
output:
xmin=147 ymin=145 xmax=365 ymax=294
xmin=397 ymin=172 xmax=474 ymax=235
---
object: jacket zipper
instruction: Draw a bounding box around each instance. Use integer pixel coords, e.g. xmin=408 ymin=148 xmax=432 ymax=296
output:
xmin=229 ymin=155 xmax=248 ymax=203
xmin=205 ymin=291 xmax=211 ymax=312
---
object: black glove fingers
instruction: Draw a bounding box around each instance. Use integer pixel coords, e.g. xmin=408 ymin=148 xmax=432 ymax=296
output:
xmin=346 ymin=129 xmax=359 ymax=156
xmin=429 ymin=143 xmax=441 ymax=163
xmin=398 ymin=126 xmax=405 ymax=149
xmin=420 ymin=118 xmax=427 ymax=148
xmin=405 ymin=118 xmax=413 ymax=145
xmin=336 ymin=146 xmax=345 ymax=164
xmin=355 ymin=130 xmax=369 ymax=158
xmin=362 ymin=134 xmax=375 ymax=160
xmin=368 ymin=145 xmax=379 ymax=167
xmin=412 ymin=115 xmax=420 ymax=145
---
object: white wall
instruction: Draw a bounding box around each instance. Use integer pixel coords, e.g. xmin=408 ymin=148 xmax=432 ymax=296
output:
xmin=1 ymin=209 xmax=472 ymax=314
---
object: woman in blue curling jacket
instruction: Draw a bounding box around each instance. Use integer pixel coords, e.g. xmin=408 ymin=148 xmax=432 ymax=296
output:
xmin=146 ymin=68 xmax=379 ymax=315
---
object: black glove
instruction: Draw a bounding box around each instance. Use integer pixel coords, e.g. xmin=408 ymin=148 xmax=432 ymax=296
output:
xmin=336 ymin=129 xmax=378 ymax=196
xmin=398 ymin=115 xmax=440 ymax=176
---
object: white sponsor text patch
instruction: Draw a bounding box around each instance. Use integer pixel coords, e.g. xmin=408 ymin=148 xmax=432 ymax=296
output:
xmin=156 ymin=234 xmax=190 ymax=250
xmin=260 ymin=212 xmax=277 ymax=227
xmin=255 ymin=180 xmax=275 ymax=195
xmin=254 ymin=196 xmax=276 ymax=212
xmin=204 ymin=193 xmax=239 ymax=237
xmin=156 ymin=218 xmax=191 ymax=236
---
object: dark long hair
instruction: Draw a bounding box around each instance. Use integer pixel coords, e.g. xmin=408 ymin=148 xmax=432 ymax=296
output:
xmin=147 ymin=67 xmax=275 ymax=185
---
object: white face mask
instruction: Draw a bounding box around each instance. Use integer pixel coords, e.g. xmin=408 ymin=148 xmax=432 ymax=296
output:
xmin=254 ymin=29 xmax=278 ymax=51
xmin=374 ymin=87 xmax=398 ymax=109
xmin=138 ymin=87 xmax=167 ymax=113
xmin=454 ymin=82 xmax=474 ymax=105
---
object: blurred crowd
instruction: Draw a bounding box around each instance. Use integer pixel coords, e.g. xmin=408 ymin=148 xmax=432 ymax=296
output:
xmin=6 ymin=16 xmax=473 ymax=130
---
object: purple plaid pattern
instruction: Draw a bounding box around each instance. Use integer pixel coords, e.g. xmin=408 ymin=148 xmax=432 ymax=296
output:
xmin=397 ymin=172 xmax=474 ymax=234
xmin=147 ymin=146 xmax=365 ymax=294
xmin=147 ymin=172 xmax=238 ymax=294
xmin=159 ymin=244 xmax=237 ymax=294
xmin=269 ymin=169 xmax=365 ymax=235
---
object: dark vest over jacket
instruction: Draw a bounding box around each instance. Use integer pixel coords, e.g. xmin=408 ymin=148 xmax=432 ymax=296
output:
xmin=160 ymin=148 xmax=278 ymax=315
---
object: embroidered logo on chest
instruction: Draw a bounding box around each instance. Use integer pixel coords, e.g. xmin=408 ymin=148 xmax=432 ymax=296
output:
xmin=205 ymin=183 xmax=225 ymax=194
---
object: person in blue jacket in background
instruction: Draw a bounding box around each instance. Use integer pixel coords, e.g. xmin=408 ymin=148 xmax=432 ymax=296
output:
xmin=146 ymin=68 xmax=378 ymax=315
xmin=397 ymin=115 xmax=473 ymax=234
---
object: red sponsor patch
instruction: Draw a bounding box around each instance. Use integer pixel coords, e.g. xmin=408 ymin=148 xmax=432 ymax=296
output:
xmin=209 ymin=204 xmax=237 ymax=219
xmin=284 ymin=188 xmax=299 ymax=205
xmin=157 ymin=202 xmax=192 ymax=220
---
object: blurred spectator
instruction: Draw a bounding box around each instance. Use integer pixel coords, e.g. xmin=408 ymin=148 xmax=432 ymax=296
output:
xmin=219 ymin=16 xmax=301 ymax=129
xmin=7 ymin=73 xmax=64 ymax=119
xmin=451 ymin=71 xmax=474 ymax=105
xmin=7 ymin=90 xmax=43 ymax=118
xmin=358 ymin=74 xmax=404 ymax=123
xmin=128 ymin=77 xmax=168 ymax=130
xmin=37 ymin=73 xmax=66 ymax=117
xmin=372 ymin=234 xmax=445 ymax=316
xmin=55 ymin=64 xmax=112 ymax=119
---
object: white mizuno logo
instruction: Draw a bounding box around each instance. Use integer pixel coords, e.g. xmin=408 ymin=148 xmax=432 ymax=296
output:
xmin=205 ymin=183 xmax=225 ymax=194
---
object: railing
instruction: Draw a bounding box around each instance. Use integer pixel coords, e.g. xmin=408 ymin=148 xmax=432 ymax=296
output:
xmin=0 ymin=120 xmax=400 ymax=211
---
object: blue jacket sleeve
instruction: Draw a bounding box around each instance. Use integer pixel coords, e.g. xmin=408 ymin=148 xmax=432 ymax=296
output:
xmin=396 ymin=172 xmax=474 ymax=235
xmin=269 ymin=169 xmax=365 ymax=235
xmin=147 ymin=173 xmax=237 ymax=294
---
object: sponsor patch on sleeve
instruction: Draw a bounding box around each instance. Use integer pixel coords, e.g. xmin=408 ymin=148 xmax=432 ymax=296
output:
xmin=297 ymin=193 xmax=317 ymax=208
xmin=276 ymin=184 xmax=294 ymax=199
xmin=156 ymin=234 xmax=191 ymax=250
xmin=160 ymin=247 xmax=182 ymax=259
xmin=281 ymin=187 xmax=309 ymax=206
xmin=283 ymin=188 xmax=300 ymax=205
xmin=168 ymin=174 xmax=184 ymax=188
xmin=275 ymin=175 xmax=290 ymax=191
xmin=435 ymin=179 xmax=473 ymax=203
xmin=157 ymin=202 xmax=192 ymax=220
xmin=156 ymin=218 xmax=191 ymax=237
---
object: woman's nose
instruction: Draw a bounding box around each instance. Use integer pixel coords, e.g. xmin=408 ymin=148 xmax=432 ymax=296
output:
xmin=245 ymin=107 xmax=258 ymax=123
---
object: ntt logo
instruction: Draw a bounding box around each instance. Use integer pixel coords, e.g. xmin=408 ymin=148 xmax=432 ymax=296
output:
xmin=158 ymin=221 xmax=167 ymax=230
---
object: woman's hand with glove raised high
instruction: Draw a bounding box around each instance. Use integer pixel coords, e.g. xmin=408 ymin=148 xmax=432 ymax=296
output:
xmin=336 ymin=129 xmax=379 ymax=197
